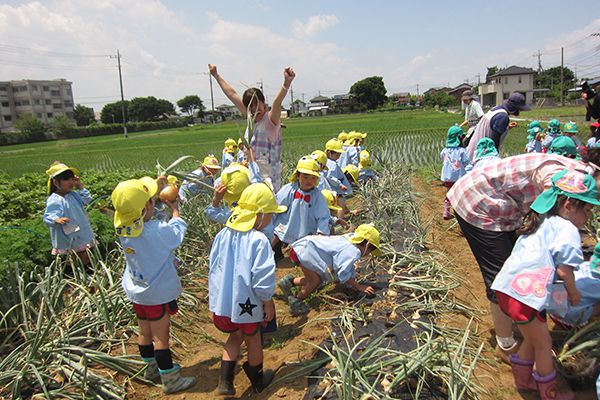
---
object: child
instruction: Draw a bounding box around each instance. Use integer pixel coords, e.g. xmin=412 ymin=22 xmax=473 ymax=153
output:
xmin=236 ymin=138 xmax=247 ymax=163
xmin=321 ymin=189 xmax=350 ymax=232
xmin=278 ymin=224 xmax=381 ymax=316
xmin=310 ymin=150 xmax=333 ymax=191
xmin=342 ymin=164 xmax=359 ymax=186
xmin=337 ymin=131 xmax=359 ymax=169
xmin=542 ymin=118 xmax=562 ymax=152
xmin=111 ymin=177 xmax=196 ymax=394
xmin=272 ymin=156 xmax=330 ymax=260
xmin=324 ymin=139 xmax=352 ymax=217
xmin=205 ymin=163 xmax=253 ymax=224
xmin=491 ymin=169 xmax=600 ymax=399
xmin=222 ymin=138 xmax=237 ymax=169
xmin=179 ymin=155 xmax=221 ymax=201
xmin=562 ymin=121 xmax=583 ymax=155
xmin=440 ymin=126 xmax=472 ymax=220
xmin=209 ymin=64 xmax=295 ymax=191
xmin=547 ymin=242 xmax=600 ymax=328
xmin=358 ymin=150 xmax=378 ymax=182
xmin=43 ymin=162 xmax=95 ymax=266
xmin=209 ymin=183 xmax=287 ymax=395
xmin=337 ymin=131 xmax=348 ymax=143
xmin=525 ymin=120 xmax=543 ymax=153
xmin=547 ymin=136 xmax=578 ymax=159
xmin=586 ymin=121 xmax=600 ymax=148
xmin=470 ymin=138 xmax=500 ymax=170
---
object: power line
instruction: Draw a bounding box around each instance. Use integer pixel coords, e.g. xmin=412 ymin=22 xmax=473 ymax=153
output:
xmin=0 ymin=43 xmax=111 ymax=58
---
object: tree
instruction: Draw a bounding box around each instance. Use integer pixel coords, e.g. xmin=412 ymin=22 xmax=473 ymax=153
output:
xmin=535 ymin=66 xmax=576 ymax=99
xmin=14 ymin=113 xmax=45 ymax=139
xmin=73 ymin=104 xmax=95 ymax=126
xmin=485 ymin=66 xmax=499 ymax=82
xmin=101 ymin=100 xmax=129 ymax=124
xmin=128 ymin=96 xmax=176 ymax=122
xmin=49 ymin=115 xmax=76 ymax=136
xmin=423 ymin=91 xmax=458 ymax=108
xmin=350 ymin=76 xmax=387 ymax=110
xmin=177 ymin=95 xmax=204 ymax=117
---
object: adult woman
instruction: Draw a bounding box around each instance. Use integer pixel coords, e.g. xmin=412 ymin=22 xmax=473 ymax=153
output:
xmin=458 ymin=90 xmax=483 ymax=147
xmin=447 ymin=149 xmax=600 ymax=361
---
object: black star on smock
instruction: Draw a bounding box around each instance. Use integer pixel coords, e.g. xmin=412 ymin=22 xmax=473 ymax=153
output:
xmin=239 ymin=297 xmax=258 ymax=316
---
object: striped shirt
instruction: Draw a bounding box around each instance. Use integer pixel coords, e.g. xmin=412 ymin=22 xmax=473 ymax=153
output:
xmin=249 ymin=114 xmax=282 ymax=191
xmin=447 ymin=153 xmax=583 ymax=232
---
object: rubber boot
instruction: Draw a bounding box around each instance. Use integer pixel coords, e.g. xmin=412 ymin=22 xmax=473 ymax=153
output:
xmin=277 ymin=274 xmax=295 ymax=297
xmin=443 ymin=198 xmax=452 ymax=220
xmin=242 ymin=362 xmax=274 ymax=393
xmin=159 ymin=364 xmax=197 ymax=394
xmin=534 ymin=370 xmax=575 ymax=400
xmin=142 ymin=357 xmax=160 ymax=381
xmin=508 ymin=354 xmax=536 ymax=391
xmin=217 ymin=360 xmax=236 ymax=395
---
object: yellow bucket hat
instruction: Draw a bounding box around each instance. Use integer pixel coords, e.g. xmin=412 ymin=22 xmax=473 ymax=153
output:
xmin=325 ymin=139 xmax=345 ymax=153
xmin=202 ymin=154 xmax=222 ymax=170
xmin=359 ymin=150 xmax=371 ymax=167
xmin=321 ymin=189 xmax=342 ymax=211
xmin=289 ymin=156 xmax=321 ymax=182
xmin=310 ymin=150 xmax=329 ymax=171
xmin=221 ymin=163 xmax=251 ymax=206
xmin=337 ymin=131 xmax=348 ymax=142
xmin=343 ymin=164 xmax=359 ymax=183
xmin=46 ymin=162 xmax=79 ymax=194
xmin=226 ymin=183 xmax=287 ymax=232
xmin=111 ymin=177 xmax=158 ymax=237
xmin=344 ymin=224 xmax=382 ymax=256
xmin=224 ymin=138 xmax=237 ymax=148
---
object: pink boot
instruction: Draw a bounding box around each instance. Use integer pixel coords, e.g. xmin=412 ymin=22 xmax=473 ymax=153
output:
xmin=534 ymin=370 xmax=574 ymax=400
xmin=442 ymin=198 xmax=452 ymax=220
xmin=508 ymin=354 xmax=536 ymax=391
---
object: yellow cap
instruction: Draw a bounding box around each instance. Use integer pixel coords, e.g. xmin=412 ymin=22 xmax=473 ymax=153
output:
xmin=289 ymin=156 xmax=321 ymax=182
xmin=166 ymin=175 xmax=180 ymax=187
xmin=337 ymin=131 xmax=348 ymax=142
xmin=111 ymin=177 xmax=158 ymax=237
xmin=342 ymin=164 xmax=359 ymax=183
xmin=310 ymin=150 xmax=329 ymax=171
xmin=46 ymin=162 xmax=79 ymax=194
xmin=359 ymin=150 xmax=371 ymax=167
xmin=202 ymin=154 xmax=221 ymax=170
xmin=224 ymin=138 xmax=237 ymax=148
xmin=221 ymin=163 xmax=251 ymax=206
xmin=325 ymin=139 xmax=345 ymax=153
xmin=226 ymin=183 xmax=287 ymax=232
xmin=321 ymin=189 xmax=342 ymax=211
xmin=344 ymin=224 xmax=382 ymax=256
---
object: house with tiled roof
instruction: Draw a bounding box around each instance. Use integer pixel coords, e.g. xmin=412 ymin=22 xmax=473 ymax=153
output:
xmin=478 ymin=65 xmax=535 ymax=107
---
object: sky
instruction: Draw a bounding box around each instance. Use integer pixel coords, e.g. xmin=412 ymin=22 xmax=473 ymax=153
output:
xmin=1 ymin=0 xmax=600 ymax=113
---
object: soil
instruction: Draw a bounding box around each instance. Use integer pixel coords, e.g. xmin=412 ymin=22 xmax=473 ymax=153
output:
xmin=127 ymin=175 xmax=597 ymax=399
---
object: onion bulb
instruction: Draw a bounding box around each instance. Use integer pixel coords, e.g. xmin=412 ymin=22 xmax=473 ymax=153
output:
xmin=159 ymin=185 xmax=178 ymax=202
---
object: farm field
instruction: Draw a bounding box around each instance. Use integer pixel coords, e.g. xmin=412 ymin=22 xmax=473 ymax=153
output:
xmin=1 ymin=107 xmax=597 ymax=399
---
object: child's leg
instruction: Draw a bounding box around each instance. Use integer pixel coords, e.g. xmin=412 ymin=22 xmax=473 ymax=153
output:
xmin=293 ymin=267 xmax=322 ymax=300
xmin=337 ymin=197 xmax=349 ymax=218
xmin=75 ymin=249 xmax=91 ymax=266
xmin=137 ymin=318 xmax=159 ymax=380
xmin=516 ymin=319 xmax=553 ymax=376
xmin=218 ymin=330 xmax=244 ymax=395
xmin=149 ymin=312 xmax=173 ymax=370
xmin=244 ymin=331 xmax=263 ymax=367
xmin=223 ymin=330 xmax=244 ymax=361
xmin=242 ymin=331 xmax=274 ymax=393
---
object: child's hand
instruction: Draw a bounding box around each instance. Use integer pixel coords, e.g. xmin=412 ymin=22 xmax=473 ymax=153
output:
xmin=283 ymin=67 xmax=295 ymax=86
xmin=156 ymin=175 xmax=168 ymax=191
xmin=263 ymin=300 xmax=275 ymax=322
xmin=55 ymin=217 xmax=70 ymax=225
xmin=340 ymin=184 xmax=348 ymax=192
xmin=208 ymin=64 xmax=218 ymax=77
xmin=568 ymin=289 xmax=581 ymax=306
xmin=72 ymin=176 xmax=84 ymax=190
xmin=337 ymin=218 xmax=350 ymax=230
xmin=509 ymin=121 xmax=518 ymax=129
xmin=359 ymin=284 xmax=375 ymax=296
xmin=164 ymin=198 xmax=180 ymax=211
xmin=212 ymin=183 xmax=227 ymax=207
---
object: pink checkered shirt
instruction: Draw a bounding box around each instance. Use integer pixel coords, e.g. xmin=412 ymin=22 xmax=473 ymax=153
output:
xmin=447 ymin=153 xmax=584 ymax=232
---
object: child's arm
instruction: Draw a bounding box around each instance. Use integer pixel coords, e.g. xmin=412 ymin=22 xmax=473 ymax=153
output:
xmin=43 ymin=197 xmax=68 ymax=226
xmin=72 ymin=176 xmax=93 ymax=204
xmin=250 ymin=237 xmax=277 ymax=318
xmin=269 ymin=67 xmax=295 ymax=125
xmin=208 ymin=64 xmax=246 ymax=115
xmin=557 ymin=265 xmax=581 ymax=306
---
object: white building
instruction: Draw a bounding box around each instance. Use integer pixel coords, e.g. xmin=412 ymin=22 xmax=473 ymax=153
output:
xmin=478 ymin=66 xmax=535 ymax=108
xmin=0 ymin=79 xmax=75 ymax=133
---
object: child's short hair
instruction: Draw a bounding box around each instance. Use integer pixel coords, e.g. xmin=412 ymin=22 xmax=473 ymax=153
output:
xmin=242 ymin=88 xmax=265 ymax=108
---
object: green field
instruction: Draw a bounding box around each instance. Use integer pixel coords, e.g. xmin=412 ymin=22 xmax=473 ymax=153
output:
xmin=0 ymin=106 xmax=591 ymax=178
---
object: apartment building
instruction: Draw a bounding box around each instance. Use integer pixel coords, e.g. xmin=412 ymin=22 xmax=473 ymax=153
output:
xmin=0 ymin=79 xmax=75 ymax=133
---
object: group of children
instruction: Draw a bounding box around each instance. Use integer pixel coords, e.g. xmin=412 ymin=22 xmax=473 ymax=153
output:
xmin=42 ymin=127 xmax=382 ymax=395
xmin=439 ymin=116 xmax=600 ymax=399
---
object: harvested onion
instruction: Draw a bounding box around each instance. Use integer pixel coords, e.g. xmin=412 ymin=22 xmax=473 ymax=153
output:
xmin=159 ymin=185 xmax=179 ymax=202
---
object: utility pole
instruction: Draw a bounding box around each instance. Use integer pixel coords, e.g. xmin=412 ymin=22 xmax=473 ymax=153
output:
xmin=290 ymin=86 xmax=294 ymax=113
xmin=533 ymin=50 xmax=544 ymax=73
xmin=476 ymin=73 xmax=481 ymax=85
xmin=111 ymin=49 xmax=128 ymax=138
xmin=416 ymin=84 xmax=419 ymax=96
xmin=561 ymin=47 xmax=564 ymax=106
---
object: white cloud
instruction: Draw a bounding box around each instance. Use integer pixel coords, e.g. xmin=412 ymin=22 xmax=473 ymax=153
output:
xmin=292 ymin=15 xmax=339 ymax=38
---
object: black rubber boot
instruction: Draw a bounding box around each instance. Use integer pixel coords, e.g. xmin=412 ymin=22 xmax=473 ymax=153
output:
xmin=242 ymin=362 xmax=274 ymax=393
xmin=217 ymin=360 xmax=236 ymax=395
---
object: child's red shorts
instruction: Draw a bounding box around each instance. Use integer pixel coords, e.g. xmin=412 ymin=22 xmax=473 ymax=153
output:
xmin=133 ymin=300 xmax=178 ymax=321
xmin=212 ymin=313 xmax=263 ymax=336
xmin=496 ymin=291 xmax=546 ymax=323
xmin=289 ymin=247 xmax=300 ymax=265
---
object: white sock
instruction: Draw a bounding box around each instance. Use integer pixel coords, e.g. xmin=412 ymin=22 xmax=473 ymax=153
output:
xmin=496 ymin=335 xmax=516 ymax=350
